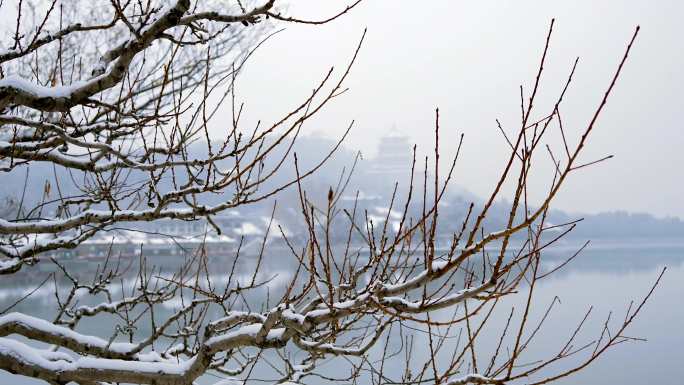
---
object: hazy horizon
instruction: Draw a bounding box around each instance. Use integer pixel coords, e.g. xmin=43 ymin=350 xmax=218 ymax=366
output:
xmin=213 ymin=0 xmax=683 ymax=219
xmin=1 ymin=1 xmax=681 ymax=219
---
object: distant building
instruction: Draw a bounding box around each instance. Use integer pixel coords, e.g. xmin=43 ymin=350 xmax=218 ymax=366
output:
xmin=366 ymin=128 xmax=413 ymax=185
xmin=144 ymin=210 xmax=244 ymax=236
xmin=40 ymin=210 xmax=287 ymax=260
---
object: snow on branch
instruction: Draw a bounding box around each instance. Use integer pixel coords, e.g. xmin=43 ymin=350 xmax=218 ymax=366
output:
xmin=0 ymin=3 xmax=653 ymax=385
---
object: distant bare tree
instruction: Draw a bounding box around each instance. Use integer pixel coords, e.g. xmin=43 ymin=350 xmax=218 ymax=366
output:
xmin=0 ymin=2 xmax=661 ymax=385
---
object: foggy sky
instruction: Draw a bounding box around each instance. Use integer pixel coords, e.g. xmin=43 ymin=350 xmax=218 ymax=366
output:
xmin=228 ymin=0 xmax=683 ymax=218
xmin=1 ymin=1 xmax=681 ymax=218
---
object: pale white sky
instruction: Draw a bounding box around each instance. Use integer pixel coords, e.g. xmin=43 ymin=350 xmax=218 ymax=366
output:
xmin=230 ymin=0 xmax=684 ymax=218
xmin=1 ymin=1 xmax=681 ymax=218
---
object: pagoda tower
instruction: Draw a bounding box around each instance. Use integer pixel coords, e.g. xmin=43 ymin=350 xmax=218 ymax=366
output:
xmin=367 ymin=126 xmax=412 ymax=184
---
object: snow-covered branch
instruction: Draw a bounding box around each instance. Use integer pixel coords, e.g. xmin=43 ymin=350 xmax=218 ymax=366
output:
xmin=0 ymin=3 xmax=650 ymax=385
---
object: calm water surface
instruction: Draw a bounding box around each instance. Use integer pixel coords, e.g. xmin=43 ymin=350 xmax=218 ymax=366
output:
xmin=1 ymin=240 xmax=682 ymax=384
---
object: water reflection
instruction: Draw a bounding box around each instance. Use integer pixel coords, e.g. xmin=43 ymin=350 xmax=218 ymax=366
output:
xmin=1 ymin=241 xmax=682 ymax=385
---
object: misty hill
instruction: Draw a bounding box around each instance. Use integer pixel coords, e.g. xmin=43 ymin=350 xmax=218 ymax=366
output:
xmin=1 ymin=133 xmax=682 ymax=241
xmin=548 ymin=210 xmax=684 ymax=239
